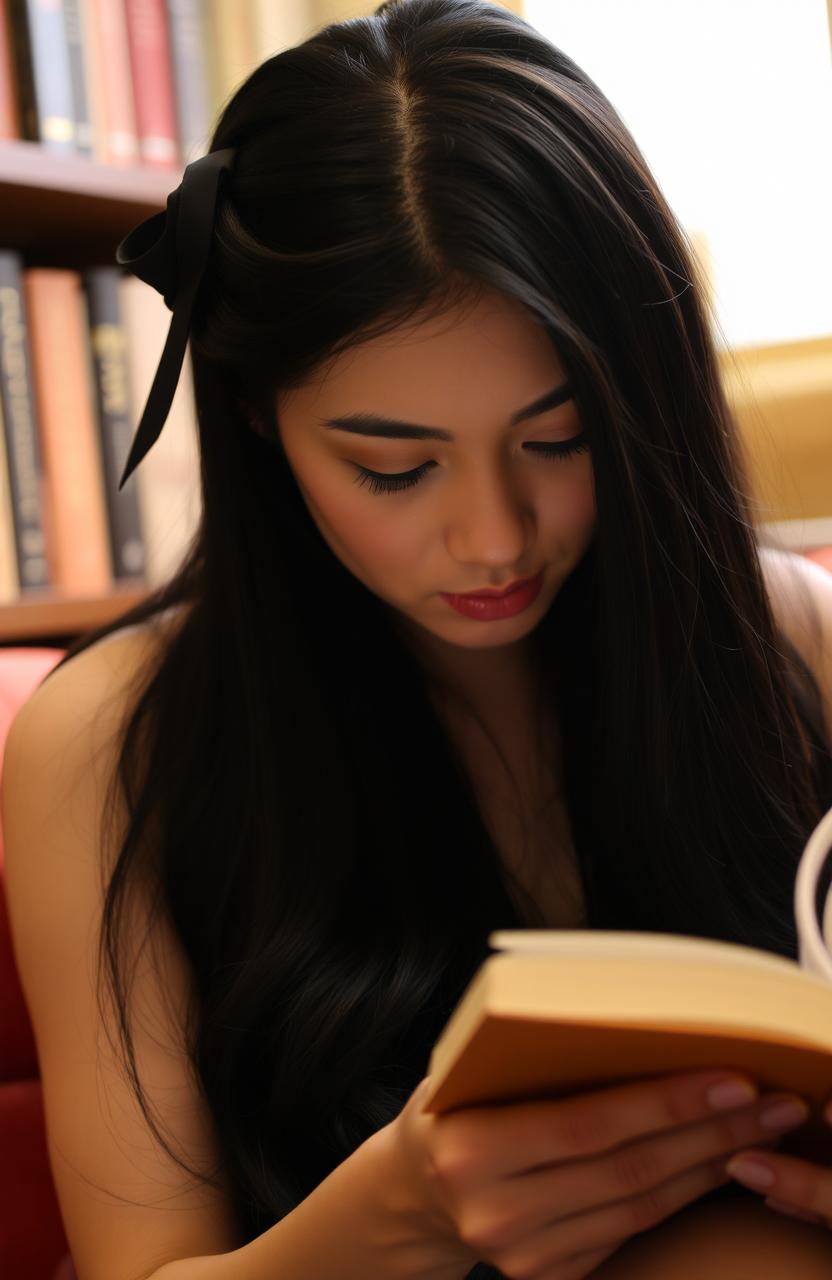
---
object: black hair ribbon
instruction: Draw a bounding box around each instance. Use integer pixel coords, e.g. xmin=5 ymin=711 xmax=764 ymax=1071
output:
xmin=114 ymin=147 xmax=236 ymax=490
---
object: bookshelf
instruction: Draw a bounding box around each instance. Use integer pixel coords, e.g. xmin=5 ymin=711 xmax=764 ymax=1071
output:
xmin=0 ymin=139 xmax=172 ymax=266
xmin=0 ymin=140 xmax=173 ymax=647
xmin=0 ymin=580 xmax=148 ymax=648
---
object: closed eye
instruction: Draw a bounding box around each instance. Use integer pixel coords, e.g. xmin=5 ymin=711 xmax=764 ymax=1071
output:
xmin=351 ymin=433 xmax=590 ymax=496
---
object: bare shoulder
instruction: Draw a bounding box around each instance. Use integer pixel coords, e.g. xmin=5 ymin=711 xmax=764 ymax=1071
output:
xmin=12 ymin=602 xmax=189 ymax=751
xmin=758 ymin=544 xmax=832 ymax=734
xmin=61 ymin=600 xmax=189 ymax=690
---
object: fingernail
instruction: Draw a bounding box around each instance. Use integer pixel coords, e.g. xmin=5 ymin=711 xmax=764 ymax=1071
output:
xmin=725 ymin=1156 xmax=776 ymax=1189
xmin=705 ymin=1077 xmax=759 ymax=1111
xmin=759 ymin=1097 xmax=810 ymax=1131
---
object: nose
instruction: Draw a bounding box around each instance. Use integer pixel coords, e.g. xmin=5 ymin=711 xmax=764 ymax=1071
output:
xmin=443 ymin=464 xmax=534 ymax=569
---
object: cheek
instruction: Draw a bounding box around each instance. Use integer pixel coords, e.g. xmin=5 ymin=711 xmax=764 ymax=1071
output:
xmin=313 ymin=474 xmax=420 ymax=574
xmin=543 ymin=463 xmax=596 ymax=536
xmin=575 ymin=468 xmax=597 ymax=528
xmin=345 ymin=501 xmax=424 ymax=572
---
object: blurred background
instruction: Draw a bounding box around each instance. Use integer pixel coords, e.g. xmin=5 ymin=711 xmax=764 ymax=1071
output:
xmin=0 ymin=0 xmax=829 ymax=649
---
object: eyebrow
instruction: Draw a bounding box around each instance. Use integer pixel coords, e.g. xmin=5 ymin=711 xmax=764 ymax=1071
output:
xmin=319 ymin=380 xmax=574 ymax=441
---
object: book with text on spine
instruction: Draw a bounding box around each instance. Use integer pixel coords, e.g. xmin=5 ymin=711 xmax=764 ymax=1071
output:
xmin=423 ymin=801 xmax=832 ymax=1166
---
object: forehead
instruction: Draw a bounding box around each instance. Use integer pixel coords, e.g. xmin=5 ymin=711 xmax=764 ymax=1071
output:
xmin=278 ymin=289 xmax=568 ymax=420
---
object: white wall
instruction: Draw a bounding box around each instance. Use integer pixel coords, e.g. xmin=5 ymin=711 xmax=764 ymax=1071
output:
xmin=524 ymin=0 xmax=832 ymax=349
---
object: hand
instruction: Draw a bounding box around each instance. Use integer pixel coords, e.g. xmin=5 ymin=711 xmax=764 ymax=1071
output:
xmin=724 ymin=1096 xmax=832 ymax=1228
xmin=381 ymin=1068 xmax=809 ymax=1280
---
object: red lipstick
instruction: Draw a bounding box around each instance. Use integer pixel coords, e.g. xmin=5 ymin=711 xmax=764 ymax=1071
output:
xmin=440 ymin=571 xmax=544 ymax=621
xmin=456 ymin=575 xmax=537 ymax=598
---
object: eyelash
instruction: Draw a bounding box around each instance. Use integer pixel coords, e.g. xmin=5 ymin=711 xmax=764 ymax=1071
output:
xmin=352 ymin=433 xmax=590 ymax=496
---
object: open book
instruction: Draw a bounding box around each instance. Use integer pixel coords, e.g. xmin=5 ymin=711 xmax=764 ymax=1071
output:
xmin=423 ymin=802 xmax=832 ymax=1164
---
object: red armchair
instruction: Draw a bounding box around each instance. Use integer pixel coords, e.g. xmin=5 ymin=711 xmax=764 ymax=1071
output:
xmin=0 ymin=648 xmax=74 ymax=1280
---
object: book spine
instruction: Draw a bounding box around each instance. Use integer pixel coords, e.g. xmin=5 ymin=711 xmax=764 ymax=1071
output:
xmin=0 ymin=398 xmax=21 ymax=602
xmin=7 ymin=0 xmax=39 ymax=142
xmin=165 ymin=0 xmax=212 ymax=164
xmin=62 ymin=0 xmax=93 ymax=156
xmin=23 ymin=268 xmax=112 ymax=593
xmin=251 ymin=0 xmax=313 ymax=63
xmin=205 ymin=0 xmax=255 ymax=109
xmin=84 ymin=0 xmax=138 ymax=165
xmin=20 ymin=0 xmax=76 ymax=151
xmin=0 ymin=0 xmax=22 ymax=139
xmin=123 ymin=0 xmax=180 ymax=168
xmin=82 ymin=267 xmax=147 ymax=582
xmin=76 ymin=0 xmax=105 ymax=161
xmin=0 ymin=252 xmax=50 ymax=591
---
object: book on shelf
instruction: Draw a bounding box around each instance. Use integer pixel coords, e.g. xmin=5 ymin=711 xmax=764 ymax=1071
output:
xmin=24 ymin=267 xmax=113 ymax=595
xmin=0 ymin=2 xmax=19 ymax=141
xmin=122 ymin=0 xmax=178 ymax=168
xmin=63 ymin=0 xmax=93 ymax=156
xmin=0 ymin=0 xmax=312 ymax=617
xmin=84 ymin=0 xmax=140 ymax=167
xmin=423 ymin=800 xmax=832 ymax=1166
xmin=0 ymin=252 xmax=50 ymax=595
xmin=84 ymin=268 xmax=148 ymax=583
xmin=0 ymin=251 xmax=201 ymax=605
xmin=6 ymin=0 xmax=77 ymax=154
xmin=164 ymin=0 xmax=212 ymax=167
xmin=0 ymin=0 xmax=306 ymax=163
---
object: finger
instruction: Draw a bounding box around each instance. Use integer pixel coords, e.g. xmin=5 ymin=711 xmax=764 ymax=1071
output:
xmin=465 ymin=1070 xmax=759 ymax=1178
xmin=725 ymin=1148 xmax=832 ymax=1226
xmin=764 ymin=1196 xmax=825 ymax=1226
xmin=486 ymin=1098 xmax=788 ymax=1235
xmin=493 ymin=1151 xmax=736 ymax=1274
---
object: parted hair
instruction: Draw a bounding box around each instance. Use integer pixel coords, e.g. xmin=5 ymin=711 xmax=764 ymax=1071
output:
xmin=45 ymin=1 xmax=831 ymax=1272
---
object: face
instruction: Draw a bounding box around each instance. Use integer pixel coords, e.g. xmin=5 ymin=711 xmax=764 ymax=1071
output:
xmin=274 ymin=287 xmax=596 ymax=711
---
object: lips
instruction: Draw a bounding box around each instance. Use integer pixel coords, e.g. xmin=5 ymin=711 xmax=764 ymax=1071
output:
xmin=455 ymin=573 xmax=539 ymax=599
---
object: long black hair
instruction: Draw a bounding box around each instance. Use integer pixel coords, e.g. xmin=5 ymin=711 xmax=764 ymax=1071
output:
xmin=42 ymin=0 xmax=832 ymax=1269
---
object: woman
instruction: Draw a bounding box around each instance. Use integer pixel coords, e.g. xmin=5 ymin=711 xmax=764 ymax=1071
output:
xmin=4 ymin=2 xmax=832 ymax=1277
